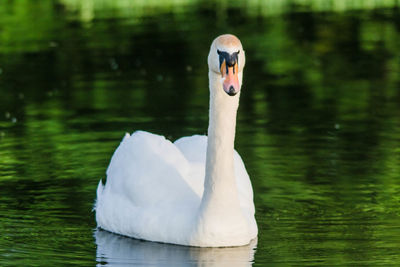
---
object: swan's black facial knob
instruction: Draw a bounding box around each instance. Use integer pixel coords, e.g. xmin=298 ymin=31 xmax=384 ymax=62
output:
xmin=217 ymin=50 xmax=239 ymax=71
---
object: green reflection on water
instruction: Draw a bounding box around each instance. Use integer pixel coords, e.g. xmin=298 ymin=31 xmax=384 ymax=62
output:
xmin=0 ymin=0 xmax=400 ymax=266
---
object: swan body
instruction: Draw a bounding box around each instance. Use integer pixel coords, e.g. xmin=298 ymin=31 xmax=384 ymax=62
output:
xmin=95 ymin=34 xmax=258 ymax=247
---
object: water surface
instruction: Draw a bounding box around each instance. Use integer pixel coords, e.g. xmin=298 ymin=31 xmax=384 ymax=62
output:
xmin=1 ymin=1 xmax=400 ymax=266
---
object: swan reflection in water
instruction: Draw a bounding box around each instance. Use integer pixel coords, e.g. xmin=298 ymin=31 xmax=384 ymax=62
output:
xmin=95 ymin=229 xmax=257 ymax=266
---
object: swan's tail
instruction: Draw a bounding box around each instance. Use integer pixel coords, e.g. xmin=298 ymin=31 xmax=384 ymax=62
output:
xmin=93 ymin=179 xmax=104 ymax=211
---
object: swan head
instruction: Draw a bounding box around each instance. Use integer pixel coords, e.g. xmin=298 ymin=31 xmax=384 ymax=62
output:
xmin=208 ymin=34 xmax=245 ymax=96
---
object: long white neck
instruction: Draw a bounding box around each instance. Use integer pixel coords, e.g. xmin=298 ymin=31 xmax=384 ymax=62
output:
xmin=203 ymin=71 xmax=239 ymax=202
xmin=197 ymin=70 xmax=245 ymax=231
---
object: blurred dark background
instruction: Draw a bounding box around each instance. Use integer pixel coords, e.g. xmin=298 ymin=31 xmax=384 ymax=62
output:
xmin=0 ymin=0 xmax=399 ymax=265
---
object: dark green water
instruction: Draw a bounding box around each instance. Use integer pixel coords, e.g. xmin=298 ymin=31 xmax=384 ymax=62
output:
xmin=1 ymin=1 xmax=400 ymax=266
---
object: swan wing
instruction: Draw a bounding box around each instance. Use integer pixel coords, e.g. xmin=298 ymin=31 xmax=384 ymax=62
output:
xmin=100 ymin=131 xmax=200 ymax=208
xmin=96 ymin=131 xmax=202 ymax=243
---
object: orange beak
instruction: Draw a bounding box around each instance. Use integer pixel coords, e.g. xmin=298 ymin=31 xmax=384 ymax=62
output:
xmin=220 ymin=60 xmax=239 ymax=96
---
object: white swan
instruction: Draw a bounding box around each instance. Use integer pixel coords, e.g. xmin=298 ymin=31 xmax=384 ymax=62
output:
xmin=95 ymin=34 xmax=258 ymax=247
